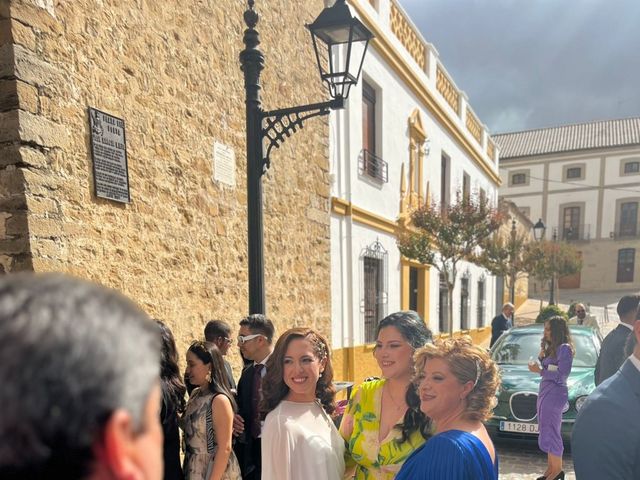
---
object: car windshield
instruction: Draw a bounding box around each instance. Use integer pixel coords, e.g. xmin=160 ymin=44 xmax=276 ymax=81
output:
xmin=491 ymin=331 xmax=598 ymax=368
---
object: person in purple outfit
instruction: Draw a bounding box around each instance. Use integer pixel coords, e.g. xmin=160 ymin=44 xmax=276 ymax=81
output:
xmin=528 ymin=316 xmax=574 ymax=480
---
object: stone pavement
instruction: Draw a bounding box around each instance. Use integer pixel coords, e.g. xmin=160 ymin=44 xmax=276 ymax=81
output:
xmin=497 ymin=440 xmax=575 ymax=479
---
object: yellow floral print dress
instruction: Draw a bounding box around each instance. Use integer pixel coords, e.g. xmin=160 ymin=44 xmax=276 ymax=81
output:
xmin=340 ymin=379 xmax=426 ymax=479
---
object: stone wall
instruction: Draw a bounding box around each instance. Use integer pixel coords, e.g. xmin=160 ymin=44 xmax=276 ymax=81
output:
xmin=0 ymin=0 xmax=332 ymax=372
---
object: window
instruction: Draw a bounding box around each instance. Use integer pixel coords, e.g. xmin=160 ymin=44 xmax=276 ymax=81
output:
xmin=460 ymin=277 xmax=470 ymax=330
xmin=479 ymin=188 xmax=487 ymax=204
xmin=617 ymin=248 xmax=635 ymax=283
xmin=566 ymin=167 xmax=582 ymax=179
xmin=477 ymin=278 xmax=486 ymax=327
xmin=438 ymin=274 xmax=448 ymax=333
xmin=441 ymin=154 xmax=450 ymax=212
xmin=462 ymin=172 xmax=471 ymax=202
xmin=562 ymin=206 xmax=580 ymax=241
xmin=619 ymin=202 xmax=638 ymax=237
xmin=362 ymin=81 xmax=376 ymax=156
xmin=511 ymin=173 xmax=526 ymax=185
xmin=361 ymin=241 xmax=388 ymax=342
xmin=623 ymin=161 xmax=640 ymax=174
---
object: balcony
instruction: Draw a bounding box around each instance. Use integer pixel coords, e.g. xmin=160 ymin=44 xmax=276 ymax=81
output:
xmin=612 ymin=223 xmax=640 ymax=240
xmin=561 ymin=224 xmax=591 ymax=242
xmin=359 ymin=149 xmax=388 ymax=183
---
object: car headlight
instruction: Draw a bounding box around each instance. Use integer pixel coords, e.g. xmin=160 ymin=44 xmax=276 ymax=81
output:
xmin=575 ymin=395 xmax=588 ymax=412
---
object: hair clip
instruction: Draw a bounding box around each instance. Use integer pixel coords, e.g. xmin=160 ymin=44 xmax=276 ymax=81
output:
xmin=472 ymin=359 xmax=481 ymax=389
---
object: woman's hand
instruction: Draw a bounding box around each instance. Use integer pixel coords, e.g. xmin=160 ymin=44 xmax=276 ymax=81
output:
xmin=528 ymin=362 xmax=542 ymax=374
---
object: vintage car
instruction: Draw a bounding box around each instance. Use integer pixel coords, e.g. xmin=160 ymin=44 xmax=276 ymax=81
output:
xmin=486 ymin=324 xmax=601 ymax=443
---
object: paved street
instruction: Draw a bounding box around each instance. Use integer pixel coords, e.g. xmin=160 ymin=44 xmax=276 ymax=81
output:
xmin=497 ymin=440 xmax=575 ymax=479
xmin=497 ymin=289 xmax=637 ymax=477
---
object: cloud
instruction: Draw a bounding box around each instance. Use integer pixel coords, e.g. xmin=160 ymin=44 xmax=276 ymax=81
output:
xmin=397 ymin=0 xmax=640 ymax=132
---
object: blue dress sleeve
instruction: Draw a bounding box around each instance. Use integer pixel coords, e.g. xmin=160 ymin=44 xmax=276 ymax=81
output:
xmin=396 ymin=436 xmax=466 ymax=479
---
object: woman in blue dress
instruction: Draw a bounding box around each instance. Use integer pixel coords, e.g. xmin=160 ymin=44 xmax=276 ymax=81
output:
xmin=528 ymin=316 xmax=573 ymax=480
xmin=396 ymin=336 xmax=500 ymax=480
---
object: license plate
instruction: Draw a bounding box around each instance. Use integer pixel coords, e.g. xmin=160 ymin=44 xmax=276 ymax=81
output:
xmin=500 ymin=421 xmax=539 ymax=434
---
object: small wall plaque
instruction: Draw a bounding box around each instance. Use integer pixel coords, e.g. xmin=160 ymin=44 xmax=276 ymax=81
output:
xmin=213 ymin=141 xmax=236 ymax=187
xmin=89 ymin=107 xmax=131 ymax=203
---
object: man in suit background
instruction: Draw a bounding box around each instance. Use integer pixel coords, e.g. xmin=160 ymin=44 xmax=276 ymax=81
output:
xmin=204 ymin=319 xmax=237 ymax=391
xmin=571 ymin=311 xmax=640 ymax=479
xmin=233 ymin=314 xmax=274 ymax=480
xmin=595 ymin=295 xmax=639 ymax=385
xmin=490 ymin=302 xmax=514 ymax=347
xmin=568 ymin=302 xmax=600 ymax=334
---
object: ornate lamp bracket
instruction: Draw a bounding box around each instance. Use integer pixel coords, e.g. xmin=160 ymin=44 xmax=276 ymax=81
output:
xmin=260 ymin=97 xmax=344 ymax=173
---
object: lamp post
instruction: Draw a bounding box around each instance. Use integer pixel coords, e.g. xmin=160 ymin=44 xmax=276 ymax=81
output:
xmin=550 ymin=228 xmax=557 ymax=305
xmin=240 ymin=0 xmax=373 ymax=314
xmin=509 ymin=219 xmax=517 ymax=304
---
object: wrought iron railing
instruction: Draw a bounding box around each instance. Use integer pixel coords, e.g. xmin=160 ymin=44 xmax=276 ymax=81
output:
xmin=612 ymin=223 xmax=640 ymax=239
xmin=561 ymin=224 xmax=591 ymax=242
xmin=359 ymin=149 xmax=389 ymax=183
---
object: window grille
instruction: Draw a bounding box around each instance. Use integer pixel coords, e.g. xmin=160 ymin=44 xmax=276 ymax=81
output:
xmin=360 ymin=240 xmax=388 ymax=343
xmin=359 ymin=149 xmax=388 ymax=183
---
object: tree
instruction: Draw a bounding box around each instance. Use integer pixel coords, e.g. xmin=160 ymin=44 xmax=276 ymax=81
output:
xmin=397 ymin=194 xmax=504 ymax=335
xmin=478 ymin=224 xmax=530 ymax=304
xmin=523 ymin=239 xmax=582 ymax=305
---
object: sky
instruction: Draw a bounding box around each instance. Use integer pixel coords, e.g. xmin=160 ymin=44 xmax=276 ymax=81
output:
xmin=397 ymin=0 xmax=640 ymax=134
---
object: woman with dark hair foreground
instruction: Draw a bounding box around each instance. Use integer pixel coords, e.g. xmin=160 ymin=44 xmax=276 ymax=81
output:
xmin=182 ymin=341 xmax=241 ymax=480
xmin=528 ymin=316 xmax=574 ymax=480
xmin=340 ymin=311 xmax=433 ymax=479
xmin=396 ymin=336 xmax=500 ymax=480
xmin=155 ymin=320 xmax=186 ymax=480
xmin=260 ymin=328 xmax=344 ymax=480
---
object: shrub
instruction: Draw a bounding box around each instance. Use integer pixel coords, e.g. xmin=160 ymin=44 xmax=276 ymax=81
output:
xmin=535 ymin=304 xmax=569 ymax=324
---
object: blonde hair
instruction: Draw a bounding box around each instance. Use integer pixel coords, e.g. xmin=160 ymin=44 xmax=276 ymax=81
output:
xmin=414 ymin=336 xmax=500 ymax=422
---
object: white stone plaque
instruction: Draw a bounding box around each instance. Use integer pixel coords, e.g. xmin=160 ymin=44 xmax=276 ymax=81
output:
xmin=213 ymin=141 xmax=236 ymax=187
xmin=89 ymin=107 xmax=130 ymax=203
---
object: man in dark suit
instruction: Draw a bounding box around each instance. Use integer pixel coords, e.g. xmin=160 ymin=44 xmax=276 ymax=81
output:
xmin=490 ymin=302 xmax=514 ymax=347
xmin=571 ymin=315 xmax=640 ymax=479
xmin=595 ymin=295 xmax=640 ymax=385
xmin=204 ymin=319 xmax=237 ymax=391
xmin=232 ymin=314 xmax=274 ymax=480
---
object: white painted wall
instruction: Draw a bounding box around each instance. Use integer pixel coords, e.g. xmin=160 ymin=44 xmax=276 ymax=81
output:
xmin=330 ymin=4 xmax=500 ymax=346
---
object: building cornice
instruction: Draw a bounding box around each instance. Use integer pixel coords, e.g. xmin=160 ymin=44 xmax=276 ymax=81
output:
xmin=350 ymin=1 xmax=501 ymax=186
xmin=331 ymin=197 xmax=399 ymax=235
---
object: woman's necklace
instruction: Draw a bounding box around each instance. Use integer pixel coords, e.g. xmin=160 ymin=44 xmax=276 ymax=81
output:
xmin=384 ymin=383 xmax=406 ymax=411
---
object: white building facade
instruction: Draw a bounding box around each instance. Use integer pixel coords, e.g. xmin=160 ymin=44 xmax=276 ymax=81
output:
xmin=496 ymin=118 xmax=640 ymax=294
xmin=330 ymin=0 xmax=502 ymax=381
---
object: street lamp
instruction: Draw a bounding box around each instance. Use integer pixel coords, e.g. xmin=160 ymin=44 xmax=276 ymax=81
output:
xmin=550 ymin=228 xmax=558 ymax=305
xmin=532 ymin=218 xmax=546 ymax=242
xmin=509 ymin=219 xmax=517 ymax=304
xmin=240 ymin=0 xmax=374 ymax=314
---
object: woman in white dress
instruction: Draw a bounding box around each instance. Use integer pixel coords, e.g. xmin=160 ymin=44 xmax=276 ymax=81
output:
xmin=260 ymin=328 xmax=345 ymax=480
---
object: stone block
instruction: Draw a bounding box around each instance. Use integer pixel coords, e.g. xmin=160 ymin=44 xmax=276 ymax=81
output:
xmin=16 ymin=80 xmax=38 ymax=113
xmin=0 ymin=42 xmax=13 ymax=77
xmin=18 ymin=110 xmax=69 ymax=148
xmin=10 ymin=20 xmax=37 ymax=51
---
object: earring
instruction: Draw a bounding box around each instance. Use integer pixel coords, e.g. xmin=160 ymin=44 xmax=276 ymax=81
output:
xmin=205 ymin=371 xmax=212 ymax=383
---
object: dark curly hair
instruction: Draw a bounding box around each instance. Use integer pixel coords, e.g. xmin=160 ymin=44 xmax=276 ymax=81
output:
xmin=262 ymin=328 xmax=336 ymax=415
xmin=375 ymin=310 xmax=433 ymax=443
xmin=155 ymin=320 xmax=186 ymax=415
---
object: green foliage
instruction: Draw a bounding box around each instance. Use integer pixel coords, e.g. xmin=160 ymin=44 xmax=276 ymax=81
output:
xmin=535 ymin=304 xmax=569 ymax=324
xmin=478 ymin=224 xmax=531 ymax=295
xmin=397 ymin=192 xmax=504 ymax=334
xmin=522 ymin=239 xmax=582 ymax=288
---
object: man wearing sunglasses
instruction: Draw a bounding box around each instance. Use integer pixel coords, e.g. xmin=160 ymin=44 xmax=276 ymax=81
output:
xmin=233 ymin=314 xmax=275 ymax=480
xmin=205 ymin=319 xmax=237 ymax=391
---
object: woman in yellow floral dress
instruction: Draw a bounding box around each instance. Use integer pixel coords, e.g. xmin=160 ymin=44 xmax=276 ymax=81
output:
xmin=340 ymin=311 xmax=433 ymax=479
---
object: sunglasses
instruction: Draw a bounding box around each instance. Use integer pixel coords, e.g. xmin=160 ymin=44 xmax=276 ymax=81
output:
xmin=237 ymin=333 xmax=266 ymax=345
